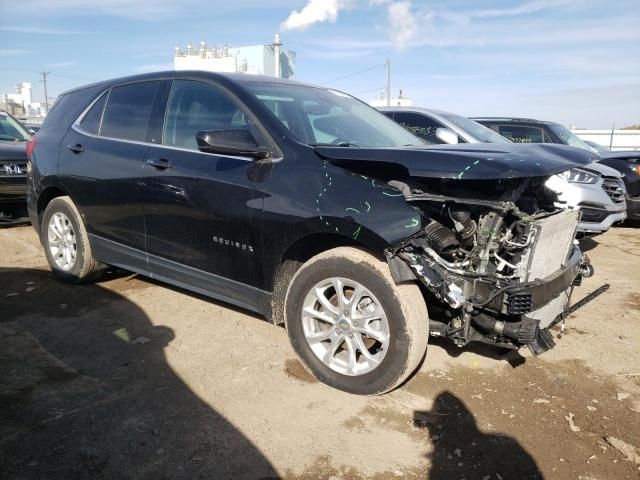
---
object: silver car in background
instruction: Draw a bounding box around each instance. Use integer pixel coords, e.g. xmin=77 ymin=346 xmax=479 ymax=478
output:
xmin=379 ymin=107 xmax=627 ymax=234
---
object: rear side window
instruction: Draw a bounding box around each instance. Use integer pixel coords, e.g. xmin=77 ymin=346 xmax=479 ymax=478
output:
xmin=79 ymin=93 xmax=107 ymax=135
xmin=163 ymin=80 xmax=248 ymax=150
xmin=393 ymin=112 xmax=446 ymax=144
xmin=101 ymin=81 xmax=161 ymax=142
xmin=497 ymin=125 xmax=544 ymax=144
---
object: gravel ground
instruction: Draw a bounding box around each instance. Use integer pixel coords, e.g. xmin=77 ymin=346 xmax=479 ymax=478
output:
xmin=1 ymin=224 xmax=639 ymax=479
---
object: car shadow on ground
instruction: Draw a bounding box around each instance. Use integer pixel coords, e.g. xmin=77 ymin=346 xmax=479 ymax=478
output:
xmin=578 ymin=235 xmax=599 ymax=253
xmin=0 ymin=267 xmax=278 ymax=480
xmin=414 ymin=391 xmax=543 ymax=480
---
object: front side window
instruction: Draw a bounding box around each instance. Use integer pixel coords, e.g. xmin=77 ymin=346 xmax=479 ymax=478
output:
xmin=497 ymin=125 xmax=544 ymax=144
xmin=100 ymin=81 xmax=161 ymax=142
xmin=163 ymin=80 xmax=248 ymax=151
xmin=0 ymin=111 xmax=31 ymax=142
xmin=440 ymin=113 xmax=511 ymax=144
xmin=243 ymin=82 xmax=425 ymax=148
xmin=393 ymin=112 xmax=446 ymax=144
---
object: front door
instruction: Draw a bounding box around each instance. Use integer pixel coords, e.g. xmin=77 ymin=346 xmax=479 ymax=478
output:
xmin=140 ymin=79 xmax=269 ymax=309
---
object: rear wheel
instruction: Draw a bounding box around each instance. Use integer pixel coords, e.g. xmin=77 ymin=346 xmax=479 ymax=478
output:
xmin=41 ymin=196 xmax=104 ymax=283
xmin=284 ymin=247 xmax=428 ymax=395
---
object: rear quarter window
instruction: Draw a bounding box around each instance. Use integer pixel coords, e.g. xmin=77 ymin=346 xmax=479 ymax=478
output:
xmin=78 ymin=93 xmax=107 ymax=135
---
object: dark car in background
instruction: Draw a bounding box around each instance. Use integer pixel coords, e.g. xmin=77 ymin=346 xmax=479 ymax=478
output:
xmin=28 ymin=71 xmax=595 ymax=394
xmin=385 ymin=108 xmax=626 ymax=234
xmin=0 ymin=110 xmax=31 ymax=223
xmin=597 ymin=150 xmax=640 ymax=220
xmin=473 ymin=117 xmax=630 ymax=227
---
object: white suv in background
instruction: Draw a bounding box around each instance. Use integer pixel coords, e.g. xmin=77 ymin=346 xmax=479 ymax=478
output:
xmin=380 ymin=107 xmax=627 ymax=235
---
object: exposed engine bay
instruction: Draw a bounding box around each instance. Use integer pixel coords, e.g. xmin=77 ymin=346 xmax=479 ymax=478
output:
xmin=386 ymin=177 xmax=593 ymax=355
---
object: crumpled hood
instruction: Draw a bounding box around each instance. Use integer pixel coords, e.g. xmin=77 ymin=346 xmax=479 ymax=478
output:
xmin=315 ymin=143 xmax=597 ymax=180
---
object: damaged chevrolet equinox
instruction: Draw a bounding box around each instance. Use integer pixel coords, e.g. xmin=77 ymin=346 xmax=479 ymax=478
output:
xmin=28 ymin=72 xmax=596 ymax=394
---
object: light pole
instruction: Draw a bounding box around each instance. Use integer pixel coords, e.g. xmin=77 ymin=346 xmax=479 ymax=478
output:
xmin=41 ymin=71 xmax=51 ymax=114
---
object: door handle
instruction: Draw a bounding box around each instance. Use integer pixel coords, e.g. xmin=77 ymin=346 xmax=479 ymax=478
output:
xmin=145 ymin=158 xmax=172 ymax=169
xmin=66 ymin=144 xmax=84 ymax=154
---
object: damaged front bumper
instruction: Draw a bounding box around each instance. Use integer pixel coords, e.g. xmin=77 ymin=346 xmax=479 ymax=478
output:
xmin=387 ymin=228 xmax=589 ymax=356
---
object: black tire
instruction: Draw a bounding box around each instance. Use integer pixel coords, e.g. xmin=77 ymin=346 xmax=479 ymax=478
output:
xmin=284 ymin=247 xmax=429 ymax=395
xmin=41 ymin=196 xmax=104 ymax=283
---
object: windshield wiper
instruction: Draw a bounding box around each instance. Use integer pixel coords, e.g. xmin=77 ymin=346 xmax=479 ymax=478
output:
xmin=311 ymin=142 xmax=360 ymax=148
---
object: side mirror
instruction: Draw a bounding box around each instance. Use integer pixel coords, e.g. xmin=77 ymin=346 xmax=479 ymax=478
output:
xmin=196 ymin=129 xmax=270 ymax=160
xmin=435 ymin=127 xmax=459 ymax=145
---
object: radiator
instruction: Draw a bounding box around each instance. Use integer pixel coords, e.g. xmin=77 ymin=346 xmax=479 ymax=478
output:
xmin=526 ymin=209 xmax=580 ymax=281
xmin=525 ymin=209 xmax=580 ymax=328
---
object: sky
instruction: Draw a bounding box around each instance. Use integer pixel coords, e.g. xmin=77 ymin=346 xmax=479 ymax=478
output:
xmin=1 ymin=0 xmax=639 ymax=128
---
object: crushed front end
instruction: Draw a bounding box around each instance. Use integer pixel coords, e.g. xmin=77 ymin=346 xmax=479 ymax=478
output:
xmin=386 ymin=178 xmax=592 ymax=355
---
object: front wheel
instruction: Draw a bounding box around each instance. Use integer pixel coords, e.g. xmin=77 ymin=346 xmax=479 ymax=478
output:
xmin=284 ymin=247 xmax=428 ymax=395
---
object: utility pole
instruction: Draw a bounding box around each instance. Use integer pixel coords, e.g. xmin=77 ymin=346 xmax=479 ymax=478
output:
xmin=609 ymin=122 xmax=615 ymax=150
xmin=386 ymin=58 xmax=391 ymax=107
xmin=41 ymin=71 xmax=50 ymax=115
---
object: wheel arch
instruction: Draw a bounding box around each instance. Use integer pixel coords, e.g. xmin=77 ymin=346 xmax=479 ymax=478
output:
xmin=268 ymin=229 xmax=386 ymax=326
xmin=37 ymin=185 xmax=70 ymax=224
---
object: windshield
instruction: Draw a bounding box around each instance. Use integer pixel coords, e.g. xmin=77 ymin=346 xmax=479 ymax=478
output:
xmin=440 ymin=113 xmax=511 ymax=144
xmin=0 ymin=111 xmax=31 ymax=142
xmin=548 ymin=123 xmax=596 ymax=153
xmin=243 ymin=82 xmax=425 ymax=148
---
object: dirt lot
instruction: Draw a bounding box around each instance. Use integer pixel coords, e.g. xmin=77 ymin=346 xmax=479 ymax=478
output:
xmin=1 ymin=224 xmax=639 ymax=479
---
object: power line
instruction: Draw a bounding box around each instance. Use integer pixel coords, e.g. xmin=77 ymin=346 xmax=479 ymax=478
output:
xmin=353 ymin=86 xmax=386 ymax=95
xmin=320 ymin=63 xmax=386 ymax=86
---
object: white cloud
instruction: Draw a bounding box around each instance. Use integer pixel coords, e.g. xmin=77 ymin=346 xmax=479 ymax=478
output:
xmin=280 ymin=0 xmax=350 ymax=32
xmin=0 ymin=26 xmax=86 ymax=34
xmin=0 ymin=0 xmax=180 ymax=20
xmin=46 ymin=62 xmax=77 ymax=68
xmin=0 ymin=49 xmax=33 ymax=56
xmin=386 ymin=1 xmax=419 ymax=49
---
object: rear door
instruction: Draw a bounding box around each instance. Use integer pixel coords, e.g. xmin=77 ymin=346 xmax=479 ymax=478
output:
xmin=139 ymin=79 xmax=270 ymax=309
xmin=59 ymin=80 xmax=167 ymax=260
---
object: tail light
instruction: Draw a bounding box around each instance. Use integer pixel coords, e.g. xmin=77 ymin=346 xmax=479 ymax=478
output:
xmin=26 ymin=136 xmax=37 ymax=159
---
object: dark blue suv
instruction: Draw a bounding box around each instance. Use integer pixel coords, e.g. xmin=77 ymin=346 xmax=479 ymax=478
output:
xmin=28 ymin=71 xmax=594 ymax=393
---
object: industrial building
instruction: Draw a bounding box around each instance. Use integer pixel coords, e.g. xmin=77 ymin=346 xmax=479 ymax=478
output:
xmin=369 ymin=89 xmax=412 ymax=107
xmin=174 ymin=34 xmax=295 ymax=79
xmin=0 ymin=82 xmax=47 ymax=119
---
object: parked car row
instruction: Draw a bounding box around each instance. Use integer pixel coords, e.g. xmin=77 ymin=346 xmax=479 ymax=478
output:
xmin=380 ymin=108 xmax=632 ymax=232
xmin=0 ymin=110 xmax=30 ymax=224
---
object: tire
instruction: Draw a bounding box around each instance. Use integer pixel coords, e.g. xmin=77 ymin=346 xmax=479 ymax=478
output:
xmin=41 ymin=196 xmax=104 ymax=283
xmin=284 ymin=246 xmax=428 ymax=395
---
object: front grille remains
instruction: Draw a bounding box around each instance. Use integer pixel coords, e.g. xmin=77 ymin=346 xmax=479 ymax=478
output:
xmin=0 ymin=162 xmax=27 ymax=176
xmin=602 ymin=177 xmax=626 ymax=204
xmin=525 ymin=209 xmax=580 ymax=281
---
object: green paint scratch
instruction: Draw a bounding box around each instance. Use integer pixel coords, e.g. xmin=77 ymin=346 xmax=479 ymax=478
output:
xmin=345 ymin=207 xmax=361 ymax=215
xmin=352 ymin=225 xmax=362 ymax=239
xmin=383 ymin=191 xmax=404 ymax=197
xmin=405 ymin=218 xmax=419 ymax=228
xmin=364 ymin=201 xmax=371 ymax=212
